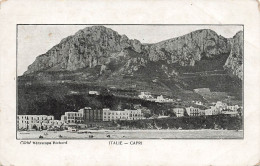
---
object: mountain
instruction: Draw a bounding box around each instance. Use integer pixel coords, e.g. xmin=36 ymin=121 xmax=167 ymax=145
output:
xmin=24 ymin=26 xmax=143 ymax=75
xmin=24 ymin=26 xmax=233 ymax=75
xmin=18 ymin=26 xmax=243 ymax=118
xmin=224 ymin=31 xmax=243 ymax=80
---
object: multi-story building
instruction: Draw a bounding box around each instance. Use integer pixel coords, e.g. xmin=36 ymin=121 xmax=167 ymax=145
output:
xmin=103 ymin=108 xmax=143 ymax=121
xmin=226 ymin=105 xmax=239 ymax=111
xmin=61 ymin=107 xmax=103 ymax=124
xmin=17 ymin=115 xmax=55 ymax=130
xmin=61 ymin=111 xmax=83 ymax=124
xmin=78 ymin=107 xmax=103 ymax=122
xmin=185 ymin=106 xmax=200 ymax=117
xmin=173 ymin=108 xmax=185 ymax=117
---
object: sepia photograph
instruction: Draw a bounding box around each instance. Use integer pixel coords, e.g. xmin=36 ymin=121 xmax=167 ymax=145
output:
xmin=17 ymin=24 xmax=243 ymax=139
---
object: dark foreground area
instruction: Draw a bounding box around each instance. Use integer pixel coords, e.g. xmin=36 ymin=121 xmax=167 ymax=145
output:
xmin=116 ymin=115 xmax=242 ymax=130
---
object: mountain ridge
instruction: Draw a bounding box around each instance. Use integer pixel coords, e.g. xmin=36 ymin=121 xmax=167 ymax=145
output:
xmin=23 ymin=26 xmax=243 ymax=80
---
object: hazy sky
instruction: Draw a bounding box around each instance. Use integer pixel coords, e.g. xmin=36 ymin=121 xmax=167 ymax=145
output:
xmin=17 ymin=25 xmax=243 ymax=76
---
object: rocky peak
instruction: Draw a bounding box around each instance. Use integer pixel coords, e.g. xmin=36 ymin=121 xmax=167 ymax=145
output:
xmin=24 ymin=26 xmax=241 ymax=77
xmin=146 ymin=29 xmax=231 ymax=65
xmin=224 ymin=31 xmax=243 ymax=80
xmin=24 ymin=26 xmax=142 ymax=75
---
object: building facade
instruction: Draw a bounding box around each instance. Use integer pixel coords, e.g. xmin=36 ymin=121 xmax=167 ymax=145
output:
xmin=89 ymin=91 xmax=100 ymax=95
xmin=226 ymin=105 xmax=239 ymax=111
xmin=61 ymin=107 xmax=103 ymax=124
xmin=103 ymin=109 xmax=143 ymax=121
xmin=78 ymin=107 xmax=103 ymax=122
xmin=155 ymin=95 xmax=174 ymax=103
xmin=61 ymin=111 xmax=83 ymax=124
xmin=205 ymin=108 xmax=213 ymax=116
xmin=173 ymin=108 xmax=185 ymax=117
xmin=17 ymin=115 xmax=55 ymax=130
xmin=185 ymin=106 xmax=200 ymax=117
xmin=138 ymin=92 xmax=154 ymax=100
xmin=215 ymin=101 xmax=228 ymax=111
xmin=199 ymin=109 xmax=205 ymax=116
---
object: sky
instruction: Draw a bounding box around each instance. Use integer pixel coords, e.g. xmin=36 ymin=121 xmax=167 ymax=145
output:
xmin=17 ymin=25 xmax=243 ymax=76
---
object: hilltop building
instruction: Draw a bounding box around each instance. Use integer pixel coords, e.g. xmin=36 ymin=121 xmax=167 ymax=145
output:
xmin=193 ymin=88 xmax=210 ymax=93
xmin=155 ymin=95 xmax=174 ymax=103
xmin=194 ymin=101 xmax=203 ymax=106
xmin=88 ymin=91 xmax=100 ymax=95
xmin=138 ymin=92 xmax=154 ymax=100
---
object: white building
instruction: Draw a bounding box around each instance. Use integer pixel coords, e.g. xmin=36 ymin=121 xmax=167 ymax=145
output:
xmin=89 ymin=91 xmax=100 ymax=95
xmin=200 ymin=109 xmax=206 ymax=116
xmin=204 ymin=106 xmax=221 ymax=115
xmin=138 ymin=92 xmax=154 ymax=100
xmin=17 ymin=115 xmax=55 ymax=130
xmin=185 ymin=106 xmax=200 ymax=117
xmin=205 ymin=108 xmax=213 ymax=116
xmin=61 ymin=111 xmax=83 ymax=124
xmin=156 ymin=95 xmax=165 ymax=102
xmin=221 ymin=110 xmax=239 ymax=116
xmin=155 ymin=95 xmax=174 ymax=103
xmin=173 ymin=108 xmax=185 ymax=117
xmin=226 ymin=105 xmax=239 ymax=111
xmin=194 ymin=101 xmax=203 ymax=106
xmin=215 ymin=101 xmax=228 ymax=111
xmin=103 ymin=108 xmax=143 ymax=121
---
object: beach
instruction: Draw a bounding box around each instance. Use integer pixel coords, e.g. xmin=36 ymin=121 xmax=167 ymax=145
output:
xmin=17 ymin=129 xmax=243 ymax=139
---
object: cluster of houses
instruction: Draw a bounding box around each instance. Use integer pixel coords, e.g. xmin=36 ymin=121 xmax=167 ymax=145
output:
xmin=17 ymin=107 xmax=145 ymax=130
xmin=17 ymin=115 xmax=63 ymax=131
xmin=172 ymin=101 xmax=241 ymax=117
xmin=17 ymin=99 xmax=241 ymax=130
xmin=138 ymin=92 xmax=174 ymax=103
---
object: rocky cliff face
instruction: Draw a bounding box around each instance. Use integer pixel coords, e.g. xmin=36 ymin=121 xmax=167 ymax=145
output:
xmin=24 ymin=26 xmax=142 ymax=75
xmin=24 ymin=26 xmax=242 ymax=79
xmin=145 ymin=29 xmax=231 ymax=66
xmin=224 ymin=31 xmax=243 ymax=80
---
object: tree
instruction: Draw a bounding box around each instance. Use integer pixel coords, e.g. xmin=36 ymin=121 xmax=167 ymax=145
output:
xmin=237 ymin=108 xmax=242 ymax=116
xmin=183 ymin=109 xmax=189 ymax=117
xmin=32 ymin=124 xmax=38 ymax=130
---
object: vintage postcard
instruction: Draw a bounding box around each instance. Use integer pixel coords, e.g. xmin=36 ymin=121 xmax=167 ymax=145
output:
xmin=0 ymin=0 xmax=259 ymax=166
xmin=17 ymin=24 xmax=244 ymax=139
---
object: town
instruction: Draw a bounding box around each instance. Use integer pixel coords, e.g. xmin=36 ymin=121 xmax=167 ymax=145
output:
xmin=17 ymin=91 xmax=242 ymax=132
